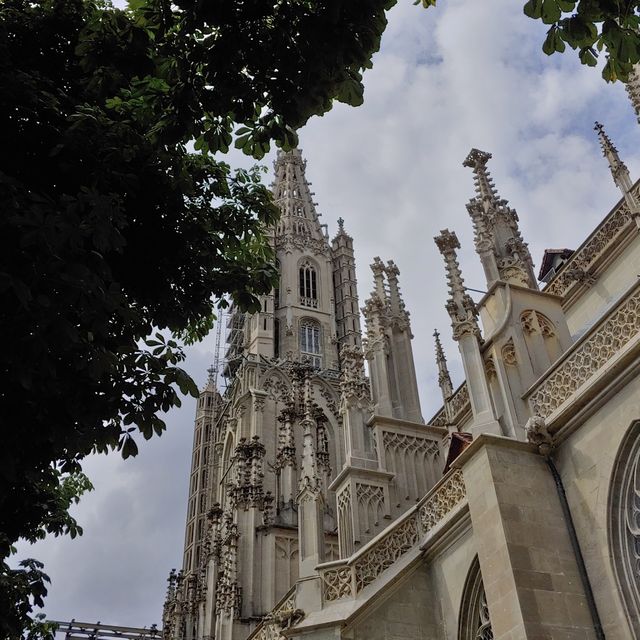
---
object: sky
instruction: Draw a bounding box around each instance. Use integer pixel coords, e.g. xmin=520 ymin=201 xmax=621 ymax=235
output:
xmin=14 ymin=0 xmax=640 ymax=629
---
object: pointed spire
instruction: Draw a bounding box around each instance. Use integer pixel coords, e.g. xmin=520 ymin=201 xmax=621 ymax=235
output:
xmin=433 ymin=329 xmax=453 ymax=401
xmin=434 ymin=229 xmax=481 ymax=341
xmin=626 ymin=64 xmax=640 ymax=124
xmin=594 ymin=121 xmax=640 ymax=228
xmin=463 ymin=149 xmax=538 ymax=289
xmin=272 ymin=148 xmax=327 ymax=244
xmin=384 ymin=260 xmax=405 ymax=318
xmin=594 ymin=121 xmax=633 ymax=191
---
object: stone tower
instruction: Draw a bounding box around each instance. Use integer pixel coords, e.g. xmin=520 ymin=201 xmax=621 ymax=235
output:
xmin=162 ymin=149 xmax=429 ymax=640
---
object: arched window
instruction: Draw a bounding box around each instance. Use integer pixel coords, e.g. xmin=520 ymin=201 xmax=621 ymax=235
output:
xmin=299 ymin=320 xmax=322 ymax=368
xmin=299 ymin=261 xmax=318 ymax=308
xmin=459 ymin=556 xmax=493 ymax=640
xmin=610 ymin=421 xmax=640 ymax=636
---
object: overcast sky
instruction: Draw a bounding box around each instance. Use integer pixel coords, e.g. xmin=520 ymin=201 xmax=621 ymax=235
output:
xmin=15 ymin=0 xmax=640 ymax=629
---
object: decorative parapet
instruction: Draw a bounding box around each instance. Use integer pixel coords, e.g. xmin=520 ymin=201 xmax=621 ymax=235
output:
xmin=429 ymin=382 xmax=470 ymax=427
xmin=527 ymin=281 xmax=640 ymax=420
xmin=320 ymin=469 xmax=466 ymax=603
xmin=418 ymin=469 xmax=466 ymax=532
xmin=544 ymin=185 xmax=639 ymax=299
xmin=247 ymin=588 xmax=301 ymax=640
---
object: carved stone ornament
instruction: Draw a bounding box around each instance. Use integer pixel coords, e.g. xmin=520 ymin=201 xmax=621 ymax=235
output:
xmin=525 ymin=415 xmax=553 ymax=456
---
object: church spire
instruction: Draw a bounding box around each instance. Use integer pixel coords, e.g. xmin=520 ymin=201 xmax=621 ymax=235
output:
xmin=272 ymin=149 xmax=326 ymax=243
xmin=433 ymin=329 xmax=453 ymax=402
xmin=594 ymin=121 xmax=640 ymax=229
xmin=463 ymin=149 xmax=538 ymax=290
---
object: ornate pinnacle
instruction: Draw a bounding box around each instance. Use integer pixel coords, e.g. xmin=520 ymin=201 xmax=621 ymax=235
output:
xmin=594 ymin=121 xmax=640 ymax=227
xmin=337 ymin=217 xmax=344 ymax=232
xmin=463 ymin=148 xmax=501 ymax=209
xmin=433 ymin=329 xmax=453 ymax=400
xmin=434 ymin=229 xmax=481 ymax=341
xmin=594 ymin=121 xmax=633 ymax=193
xmin=370 ymin=256 xmax=386 ymax=299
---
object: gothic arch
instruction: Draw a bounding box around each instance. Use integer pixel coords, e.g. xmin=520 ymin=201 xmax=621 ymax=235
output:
xmin=458 ymin=556 xmax=493 ymax=640
xmin=259 ymin=366 xmax=292 ymax=403
xmin=609 ymin=420 xmax=640 ymax=637
xmin=310 ymin=375 xmax=344 ymax=473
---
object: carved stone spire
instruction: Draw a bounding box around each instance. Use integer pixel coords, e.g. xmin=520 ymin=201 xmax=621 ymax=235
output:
xmin=272 ymin=148 xmax=326 ymax=244
xmin=594 ymin=121 xmax=640 ymax=228
xmin=463 ymin=149 xmax=538 ymax=290
xmin=434 ymin=229 xmax=480 ymax=341
xmin=433 ymin=329 xmax=453 ymax=401
xmin=626 ymin=64 xmax=640 ymax=124
xmin=362 ymin=257 xmax=422 ymax=423
xmin=595 ymin=121 xmax=632 ymax=191
xmin=434 ymin=230 xmax=501 ymax=437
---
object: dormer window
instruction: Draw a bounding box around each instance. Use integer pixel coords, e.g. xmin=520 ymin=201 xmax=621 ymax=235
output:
xmin=299 ymin=261 xmax=318 ymax=308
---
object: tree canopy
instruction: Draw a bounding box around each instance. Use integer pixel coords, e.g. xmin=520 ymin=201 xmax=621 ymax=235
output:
xmin=0 ymin=0 xmax=394 ymax=634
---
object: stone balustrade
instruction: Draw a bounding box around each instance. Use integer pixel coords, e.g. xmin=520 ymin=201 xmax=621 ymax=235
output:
xmin=320 ymin=469 xmax=467 ymax=603
xmin=527 ymin=280 xmax=640 ymax=421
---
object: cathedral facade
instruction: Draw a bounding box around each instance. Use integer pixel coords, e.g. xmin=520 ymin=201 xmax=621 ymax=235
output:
xmin=162 ymin=97 xmax=640 ymax=638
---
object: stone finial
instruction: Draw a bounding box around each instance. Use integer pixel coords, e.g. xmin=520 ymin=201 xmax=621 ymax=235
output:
xmin=370 ymin=256 xmax=386 ymax=299
xmin=594 ymin=121 xmax=640 ymax=228
xmin=433 ymin=329 xmax=454 ymax=400
xmin=434 ymin=229 xmax=481 ymax=341
xmin=594 ymin=121 xmax=633 ymax=192
xmin=463 ymin=148 xmax=500 ymax=208
xmin=337 ymin=217 xmax=345 ymax=232
xmin=463 ymin=149 xmax=537 ymax=289
xmin=525 ymin=415 xmax=553 ymax=456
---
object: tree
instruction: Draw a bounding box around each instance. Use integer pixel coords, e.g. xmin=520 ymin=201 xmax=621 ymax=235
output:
xmin=419 ymin=0 xmax=640 ymax=82
xmin=0 ymin=0 xmax=394 ymax=634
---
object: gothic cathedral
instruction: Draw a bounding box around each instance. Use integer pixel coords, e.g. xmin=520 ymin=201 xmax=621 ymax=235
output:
xmin=163 ymin=87 xmax=640 ymax=639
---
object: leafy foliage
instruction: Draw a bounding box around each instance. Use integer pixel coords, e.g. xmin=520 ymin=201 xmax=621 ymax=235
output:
xmin=0 ymin=0 xmax=395 ymax=633
xmin=522 ymin=0 xmax=640 ymax=81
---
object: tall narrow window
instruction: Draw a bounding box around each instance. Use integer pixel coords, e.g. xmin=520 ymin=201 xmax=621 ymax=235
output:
xmin=299 ymin=320 xmax=322 ymax=368
xmin=610 ymin=421 xmax=640 ymax=636
xmin=299 ymin=261 xmax=318 ymax=308
xmin=459 ymin=556 xmax=493 ymax=640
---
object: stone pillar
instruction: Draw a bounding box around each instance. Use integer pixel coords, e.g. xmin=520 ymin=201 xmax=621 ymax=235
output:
xmin=458 ymin=435 xmax=597 ymax=639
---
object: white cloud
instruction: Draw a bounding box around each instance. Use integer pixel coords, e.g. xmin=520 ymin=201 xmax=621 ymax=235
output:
xmin=15 ymin=0 xmax=640 ymax=626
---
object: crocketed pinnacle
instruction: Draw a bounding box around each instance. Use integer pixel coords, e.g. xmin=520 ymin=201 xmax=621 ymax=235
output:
xmin=433 ymin=329 xmax=453 ymax=400
xmin=434 ymin=229 xmax=481 ymax=341
xmin=462 ymin=148 xmax=538 ymax=290
xmin=594 ymin=121 xmax=633 ymax=193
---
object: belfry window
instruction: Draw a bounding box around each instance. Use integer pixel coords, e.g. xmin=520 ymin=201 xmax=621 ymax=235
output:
xmin=299 ymin=321 xmax=322 ymax=369
xmin=299 ymin=261 xmax=318 ymax=308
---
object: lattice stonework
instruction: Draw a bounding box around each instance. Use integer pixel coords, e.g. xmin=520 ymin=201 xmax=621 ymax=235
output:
xmin=529 ymin=289 xmax=640 ymax=418
xmin=322 ymin=566 xmax=353 ymax=602
xmin=353 ymin=516 xmax=419 ymax=592
xmin=448 ymin=383 xmax=470 ymax=418
xmin=545 ymin=195 xmax=635 ymax=297
xmin=418 ymin=469 xmax=466 ymax=532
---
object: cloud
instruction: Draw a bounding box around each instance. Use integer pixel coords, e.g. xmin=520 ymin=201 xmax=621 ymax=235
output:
xmin=14 ymin=0 xmax=640 ymax=626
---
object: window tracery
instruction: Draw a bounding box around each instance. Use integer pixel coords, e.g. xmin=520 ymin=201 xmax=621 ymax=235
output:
xmin=299 ymin=261 xmax=318 ymax=307
xmin=459 ymin=556 xmax=493 ymax=640
xmin=610 ymin=422 xmax=640 ymax=636
xmin=299 ymin=320 xmax=322 ymax=368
